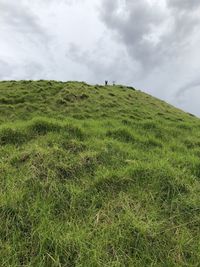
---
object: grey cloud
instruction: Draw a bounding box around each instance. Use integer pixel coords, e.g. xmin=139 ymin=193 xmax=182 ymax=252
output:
xmin=67 ymin=41 xmax=135 ymax=84
xmin=0 ymin=0 xmax=49 ymax=41
xmin=31 ymin=0 xmax=84 ymax=5
xmin=175 ymin=78 xmax=200 ymax=98
xmin=100 ymin=1 xmax=165 ymax=69
xmin=0 ymin=0 xmax=54 ymax=80
xmin=67 ymin=43 xmax=114 ymax=80
xmin=167 ymin=0 xmax=200 ymax=10
xmin=99 ymin=0 xmax=200 ymax=71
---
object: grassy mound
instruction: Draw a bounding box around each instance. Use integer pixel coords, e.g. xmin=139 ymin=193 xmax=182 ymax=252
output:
xmin=0 ymin=81 xmax=200 ymax=266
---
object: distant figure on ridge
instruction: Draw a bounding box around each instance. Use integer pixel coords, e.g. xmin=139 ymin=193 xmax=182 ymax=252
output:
xmin=105 ymin=80 xmax=108 ymax=86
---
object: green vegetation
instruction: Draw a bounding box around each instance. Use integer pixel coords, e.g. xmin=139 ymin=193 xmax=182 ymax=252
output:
xmin=0 ymin=80 xmax=200 ymax=266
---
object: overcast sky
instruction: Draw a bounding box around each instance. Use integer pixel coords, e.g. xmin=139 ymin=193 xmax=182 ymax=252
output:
xmin=1 ymin=0 xmax=200 ymax=116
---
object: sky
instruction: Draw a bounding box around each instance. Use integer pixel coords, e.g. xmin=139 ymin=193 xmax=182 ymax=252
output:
xmin=0 ymin=0 xmax=200 ymax=116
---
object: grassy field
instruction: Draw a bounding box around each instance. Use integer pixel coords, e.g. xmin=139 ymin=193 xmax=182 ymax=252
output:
xmin=0 ymin=80 xmax=200 ymax=266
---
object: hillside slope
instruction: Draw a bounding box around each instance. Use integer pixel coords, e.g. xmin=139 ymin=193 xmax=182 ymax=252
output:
xmin=0 ymin=80 xmax=200 ymax=266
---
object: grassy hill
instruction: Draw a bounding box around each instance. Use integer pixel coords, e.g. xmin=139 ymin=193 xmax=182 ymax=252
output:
xmin=0 ymin=80 xmax=200 ymax=266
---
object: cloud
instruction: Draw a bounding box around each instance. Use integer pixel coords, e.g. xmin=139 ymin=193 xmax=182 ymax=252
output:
xmin=66 ymin=37 xmax=138 ymax=85
xmin=99 ymin=0 xmax=200 ymax=71
xmin=0 ymin=0 xmax=49 ymax=42
xmin=0 ymin=59 xmax=46 ymax=80
xmin=0 ymin=60 xmax=14 ymax=79
xmin=0 ymin=0 xmax=55 ymax=80
xmin=175 ymin=78 xmax=200 ymax=98
xmin=167 ymin=0 xmax=200 ymax=10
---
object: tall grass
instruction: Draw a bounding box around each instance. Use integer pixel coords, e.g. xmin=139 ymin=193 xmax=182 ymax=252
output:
xmin=0 ymin=81 xmax=200 ymax=266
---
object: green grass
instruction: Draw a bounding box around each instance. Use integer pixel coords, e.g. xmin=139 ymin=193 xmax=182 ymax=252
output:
xmin=0 ymin=80 xmax=200 ymax=266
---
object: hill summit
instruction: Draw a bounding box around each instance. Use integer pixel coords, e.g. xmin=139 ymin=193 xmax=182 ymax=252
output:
xmin=0 ymin=80 xmax=200 ymax=266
